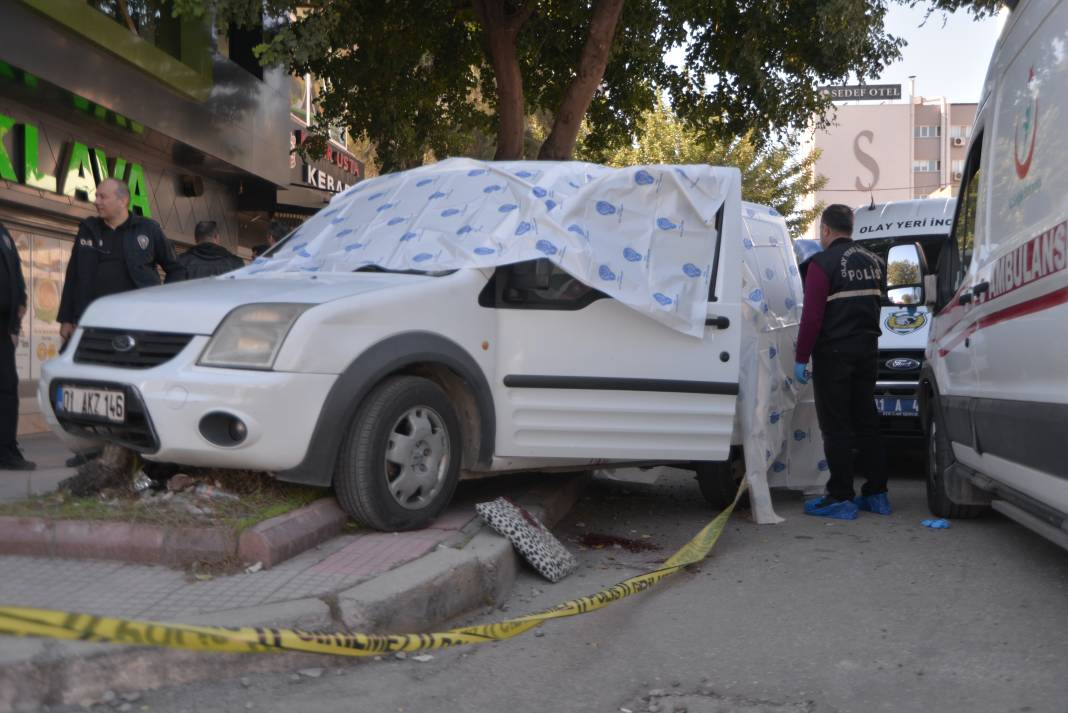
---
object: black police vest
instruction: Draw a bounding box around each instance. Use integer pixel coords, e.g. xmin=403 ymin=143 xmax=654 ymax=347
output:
xmin=809 ymin=237 xmax=884 ymax=351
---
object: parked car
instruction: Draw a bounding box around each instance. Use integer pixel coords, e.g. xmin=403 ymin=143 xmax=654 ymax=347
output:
xmin=42 ymin=160 xmax=815 ymax=530
xmin=920 ymin=0 xmax=1068 ymax=549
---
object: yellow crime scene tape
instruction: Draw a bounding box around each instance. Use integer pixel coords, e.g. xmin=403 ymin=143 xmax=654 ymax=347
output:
xmin=0 ymin=481 xmax=746 ymax=657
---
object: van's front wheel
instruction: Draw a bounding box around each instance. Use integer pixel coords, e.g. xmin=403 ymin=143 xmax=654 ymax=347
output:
xmin=926 ymin=394 xmax=985 ymax=519
xmin=334 ymin=376 xmax=461 ymax=531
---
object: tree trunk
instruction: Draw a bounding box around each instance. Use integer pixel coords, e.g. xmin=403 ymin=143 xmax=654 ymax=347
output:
xmin=537 ymin=0 xmax=625 ymax=160
xmin=473 ymin=1 xmax=534 ymax=160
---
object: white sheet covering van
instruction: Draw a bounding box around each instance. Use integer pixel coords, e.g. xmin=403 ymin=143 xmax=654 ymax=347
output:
xmin=41 ymin=159 xmax=819 ymax=530
xmin=920 ymin=0 xmax=1068 ymax=548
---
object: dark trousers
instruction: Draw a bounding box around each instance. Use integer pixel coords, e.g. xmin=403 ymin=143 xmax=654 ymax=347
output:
xmin=0 ymin=333 xmax=18 ymax=456
xmin=812 ymin=346 xmax=887 ymax=501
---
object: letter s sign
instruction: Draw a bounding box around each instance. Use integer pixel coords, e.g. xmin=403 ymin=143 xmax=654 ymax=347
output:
xmin=853 ymin=130 xmax=880 ymax=191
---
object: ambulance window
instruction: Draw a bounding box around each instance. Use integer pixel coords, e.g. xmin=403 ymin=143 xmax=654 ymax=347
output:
xmin=946 ymin=142 xmax=983 ymax=302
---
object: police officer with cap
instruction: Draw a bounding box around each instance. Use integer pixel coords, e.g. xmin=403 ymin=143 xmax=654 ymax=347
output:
xmin=0 ymin=222 xmax=33 ymax=470
xmin=794 ymin=204 xmax=889 ymax=519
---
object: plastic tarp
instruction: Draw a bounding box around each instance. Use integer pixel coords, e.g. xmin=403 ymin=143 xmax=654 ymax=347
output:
xmin=239 ymin=157 xmax=737 ymax=337
xmin=737 ymin=204 xmax=828 ymax=524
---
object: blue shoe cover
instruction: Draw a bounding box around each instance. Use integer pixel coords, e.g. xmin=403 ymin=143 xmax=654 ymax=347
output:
xmin=804 ymin=497 xmax=859 ymax=520
xmin=922 ymin=518 xmax=950 ymax=529
xmin=854 ymin=493 xmax=892 ymax=515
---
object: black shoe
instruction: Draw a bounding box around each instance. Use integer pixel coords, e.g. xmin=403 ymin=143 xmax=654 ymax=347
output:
xmin=66 ymin=451 xmax=101 ymax=468
xmin=0 ymin=453 xmax=35 ymax=471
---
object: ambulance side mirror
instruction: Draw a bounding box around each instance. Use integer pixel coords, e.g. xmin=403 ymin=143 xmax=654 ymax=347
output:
xmin=886 ymin=243 xmax=924 ymax=306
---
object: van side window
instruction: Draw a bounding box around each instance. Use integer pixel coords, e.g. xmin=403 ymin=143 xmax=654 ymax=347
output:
xmin=478 ymin=259 xmax=607 ymax=310
xmin=943 ymin=140 xmax=983 ymax=306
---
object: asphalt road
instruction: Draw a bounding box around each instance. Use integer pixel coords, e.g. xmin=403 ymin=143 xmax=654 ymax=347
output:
xmin=57 ymin=457 xmax=1068 ymax=713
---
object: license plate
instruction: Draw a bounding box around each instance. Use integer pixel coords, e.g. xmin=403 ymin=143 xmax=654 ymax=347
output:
xmin=57 ymin=385 xmax=125 ymax=423
xmin=875 ymin=396 xmax=918 ymax=417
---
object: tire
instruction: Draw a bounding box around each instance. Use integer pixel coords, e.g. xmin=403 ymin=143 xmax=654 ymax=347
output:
xmin=695 ymin=447 xmax=746 ymax=509
xmin=926 ymin=393 xmax=985 ymax=519
xmin=334 ymin=376 xmax=462 ymax=531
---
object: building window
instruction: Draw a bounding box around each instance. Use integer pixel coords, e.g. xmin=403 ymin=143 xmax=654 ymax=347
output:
xmin=913 ymin=125 xmax=942 ymax=138
xmin=913 ymin=160 xmax=941 ymax=172
xmin=87 ymin=0 xmax=183 ymax=60
xmin=951 ymin=160 xmax=965 ymax=176
xmin=950 ymin=125 xmax=973 ymax=139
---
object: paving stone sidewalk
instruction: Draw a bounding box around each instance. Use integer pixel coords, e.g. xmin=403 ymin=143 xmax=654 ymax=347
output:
xmin=0 ymin=507 xmax=478 ymax=621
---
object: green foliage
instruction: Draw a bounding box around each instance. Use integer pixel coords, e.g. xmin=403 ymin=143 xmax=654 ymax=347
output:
xmin=592 ymin=100 xmax=827 ymax=237
xmin=177 ymin=1 xmax=989 ymax=168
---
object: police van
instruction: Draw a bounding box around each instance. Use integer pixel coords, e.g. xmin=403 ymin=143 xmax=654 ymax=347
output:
xmin=920 ymin=0 xmax=1068 ymax=549
xmin=852 ymin=199 xmax=955 ymax=438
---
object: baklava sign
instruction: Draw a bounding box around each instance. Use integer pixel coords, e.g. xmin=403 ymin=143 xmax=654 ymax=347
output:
xmin=290 ymin=129 xmax=364 ymax=194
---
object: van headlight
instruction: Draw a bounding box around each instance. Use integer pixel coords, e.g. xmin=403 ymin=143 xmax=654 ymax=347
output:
xmin=199 ymin=303 xmax=311 ymax=370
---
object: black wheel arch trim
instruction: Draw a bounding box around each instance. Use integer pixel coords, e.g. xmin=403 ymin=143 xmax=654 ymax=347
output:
xmin=273 ymin=332 xmax=495 ymax=487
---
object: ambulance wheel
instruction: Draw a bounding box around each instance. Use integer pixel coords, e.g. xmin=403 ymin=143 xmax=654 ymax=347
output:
xmin=695 ymin=447 xmax=746 ymax=509
xmin=925 ymin=395 xmax=985 ymax=519
xmin=334 ymin=376 xmax=461 ymax=531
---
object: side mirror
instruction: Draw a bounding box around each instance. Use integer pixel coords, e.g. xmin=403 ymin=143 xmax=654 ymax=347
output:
xmin=886 ymin=243 xmax=924 ymax=306
xmin=923 ymin=274 xmax=938 ymax=307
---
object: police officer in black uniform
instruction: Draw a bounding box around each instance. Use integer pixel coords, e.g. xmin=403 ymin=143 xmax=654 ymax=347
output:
xmin=0 ymin=222 xmax=33 ymax=470
xmin=57 ymin=177 xmax=185 ymax=467
xmin=794 ymin=205 xmax=889 ymax=519
xmin=58 ymin=178 xmax=185 ymax=341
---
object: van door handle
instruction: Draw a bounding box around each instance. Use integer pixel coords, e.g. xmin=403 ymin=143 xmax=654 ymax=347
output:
xmin=705 ymin=316 xmax=731 ymax=329
xmin=973 ymin=281 xmax=990 ymax=296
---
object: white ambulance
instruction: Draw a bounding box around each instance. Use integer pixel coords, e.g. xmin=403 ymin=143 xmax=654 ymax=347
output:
xmin=921 ymin=0 xmax=1068 ymax=548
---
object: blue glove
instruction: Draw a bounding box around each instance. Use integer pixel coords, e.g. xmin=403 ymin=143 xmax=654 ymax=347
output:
xmin=794 ymin=362 xmax=809 ymax=385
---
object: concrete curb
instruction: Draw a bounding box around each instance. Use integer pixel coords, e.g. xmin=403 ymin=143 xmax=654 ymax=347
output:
xmin=0 ymin=497 xmax=347 ymax=570
xmin=0 ymin=474 xmax=589 ymax=712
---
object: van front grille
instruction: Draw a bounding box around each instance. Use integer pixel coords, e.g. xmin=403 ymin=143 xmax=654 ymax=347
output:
xmin=74 ymin=328 xmax=193 ymax=369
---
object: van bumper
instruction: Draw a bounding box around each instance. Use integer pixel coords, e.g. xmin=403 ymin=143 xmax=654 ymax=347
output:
xmin=40 ymin=335 xmax=337 ymax=472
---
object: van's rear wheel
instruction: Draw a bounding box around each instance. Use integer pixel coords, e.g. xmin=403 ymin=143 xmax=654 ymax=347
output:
xmin=334 ymin=376 xmax=461 ymax=531
xmin=926 ymin=395 xmax=985 ymax=519
xmin=695 ymin=447 xmax=746 ymax=509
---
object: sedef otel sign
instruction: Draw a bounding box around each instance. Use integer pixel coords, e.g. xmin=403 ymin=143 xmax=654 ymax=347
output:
xmin=291 ymin=128 xmax=363 ymax=194
xmin=0 ymin=113 xmax=152 ymax=216
xmin=819 ymin=84 xmax=902 ymax=101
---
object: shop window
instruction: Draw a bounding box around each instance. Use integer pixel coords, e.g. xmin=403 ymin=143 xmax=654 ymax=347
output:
xmin=3 ymin=229 xmax=71 ymax=380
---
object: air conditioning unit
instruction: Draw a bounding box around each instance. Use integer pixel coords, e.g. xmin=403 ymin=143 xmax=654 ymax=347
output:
xmin=952 ymin=137 xmax=966 ymax=147
xmin=953 ymin=171 xmax=964 ymax=181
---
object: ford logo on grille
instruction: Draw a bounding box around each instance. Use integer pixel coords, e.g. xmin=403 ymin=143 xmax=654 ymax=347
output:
xmin=112 ymin=335 xmax=137 ymax=353
xmin=886 ymin=357 xmax=921 ymax=371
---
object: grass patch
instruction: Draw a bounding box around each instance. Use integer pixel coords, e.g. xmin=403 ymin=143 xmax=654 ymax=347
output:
xmin=0 ymin=468 xmax=330 ymax=532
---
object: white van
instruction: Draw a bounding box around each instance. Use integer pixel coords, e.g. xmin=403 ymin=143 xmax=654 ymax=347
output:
xmin=852 ymin=199 xmax=955 ymax=439
xmin=921 ymin=0 xmax=1068 ymax=548
xmin=41 ymin=160 xmax=816 ymax=530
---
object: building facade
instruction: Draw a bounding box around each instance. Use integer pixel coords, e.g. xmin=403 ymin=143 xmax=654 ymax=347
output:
xmin=803 ymin=97 xmax=977 ymax=238
xmin=0 ymin=1 xmax=362 ymax=433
